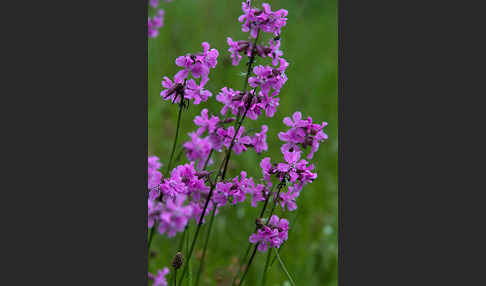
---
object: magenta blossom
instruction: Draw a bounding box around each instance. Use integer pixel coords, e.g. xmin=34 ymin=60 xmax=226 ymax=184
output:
xmin=174 ymin=42 xmax=219 ymax=85
xmin=279 ymin=111 xmax=329 ymax=159
xmin=251 ymin=125 xmax=268 ymax=153
xmin=248 ymin=58 xmax=288 ymax=96
xmin=239 ymin=1 xmax=288 ymax=39
xmin=213 ymin=172 xmax=261 ymax=206
xmin=149 ymin=0 xmax=159 ymax=8
xmin=260 ymin=157 xmax=275 ymax=183
xmin=279 ymin=185 xmax=300 ymax=211
xmin=249 ymin=183 xmax=268 ymax=207
xmin=160 ymin=76 xmax=185 ymax=103
xmin=170 ymin=162 xmax=210 ymax=201
xmin=148 ymin=156 xmax=163 ymax=190
xmin=183 ymin=132 xmax=213 ymax=170
xmin=194 ymin=109 xmax=220 ymax=136
xmin=158 ymin=194 xmax=192 ymax=237
xmin=213 ymin=182 xmax=234 ymax=207
xmin=148 ymin=198 xmax=163 ymax=228
xmin=149 ymin=267 xmax=170 ymax=286
xmin=249 ymin=214 xmax=289 ymax=252
xmin=223 ymin=126 xmax=252 ymax=154
xmin=217 ymin=88 xmax=277 ymax=120
xmin=148 ymin=9 xmax=164 ymax=38
xmin=190 ymin=200 xmax=217 ymax=224
xmin=160 ymin=76 xmax=212 ymax=105
xmin=227 ymin=37 xmax=249 ymax=66
xmin=277 ymin=150 xmax=317 ymax=184
xmin=185 ymin=79 xmax=212 ymax=104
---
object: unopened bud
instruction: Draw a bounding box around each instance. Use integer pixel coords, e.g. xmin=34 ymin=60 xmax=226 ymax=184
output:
xmin=255 ymin=218 xmax=264 ymax=229
xmin=172 ymin=252 xmax=184 ymax=269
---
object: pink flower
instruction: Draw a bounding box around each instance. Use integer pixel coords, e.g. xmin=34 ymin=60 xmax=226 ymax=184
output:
xmin=279 ymin=112 xmax=329 ymax=159
xmin=190 ymin=200 xmax=217 ymax=223
xmin=158 ymin=194 xmax=193 ymax=237
xmin=148 ymin=156 xmax=163 ymax=190
xmin=227 ymin=37 xmax=246 ymax=66
xmin=213 ymin=182 xmax=233 ymax=207
xmin=251 ymin=125 xmax=268 ymax=153
xmin=216 ymin=87 xmax=243 ymax=116
xmin=170 ymin=162 xmax=209 ymax=201
xmin=149 ymin=0 xmax=159 ymax=8
xmin=183 ymin=133 xmax=213 ymax=170
xmin=248 ymin=59 xmax=288 ymax=96
xmin=160 ymin=76 xmax=212 ymax=105
xmin=160 ymin=76 xmax=185 ymax=103
xmin=148 ymin=9 xmax=164 ymax=38
xmin=238 ymin=2 xmax=288 ymax=39
xmin=149 ymin=267 xmax=170 ymax=286
xmin=277 ymin=150 xmax=317 ymax=183
xmin=194 ymin=109 xmax=219 ymax=136
xmin=279 ymin=185 xmax=300 ymax=211
xmin=148 ymin=198 xmax=163 ymax=228
xmin=249 ymin=183 xmax=267 ymax=207
xmin=249 ymin=214 xmax=289 ymax=252
xmin=223 ymin=126 xmax=252 ymax=154
xmin=185 ymin=79 xmax=212 ymax=104
xmin=174 ymin=42 xmax=218 ymax=85
xmin=260 ymin=157 xmax=274 ymax=183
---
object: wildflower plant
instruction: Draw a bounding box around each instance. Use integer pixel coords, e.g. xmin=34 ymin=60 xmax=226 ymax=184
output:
xmin=148 ymin=1 xmax=328 ymax=285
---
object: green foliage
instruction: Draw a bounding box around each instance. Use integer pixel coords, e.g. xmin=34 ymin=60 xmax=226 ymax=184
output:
xmin=149 ymin=0 xmax=337 ymax=285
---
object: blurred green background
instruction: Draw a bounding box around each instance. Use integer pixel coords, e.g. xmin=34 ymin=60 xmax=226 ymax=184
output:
xmin=148 ymin=0 xmax=337 ymax=285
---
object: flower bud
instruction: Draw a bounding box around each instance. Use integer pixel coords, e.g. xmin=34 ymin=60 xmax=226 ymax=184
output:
xmin=255 ymin=218 xmax=264 ymax=229
xmin=172 ymin=252 xmax=184 ymax=270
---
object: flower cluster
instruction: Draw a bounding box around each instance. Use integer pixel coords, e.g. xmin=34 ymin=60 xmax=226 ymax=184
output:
xmin=148 ymin=156 xmax=163 ymax=190
xmin=216 ymin=88 xmax=279 ymax=120
xmin=183 ymin=109 xmax=269 ymax=170
xmin=279 ymin=111 xmax=328 ymax=159
xmin=249 ymin=112 xmax=326 ymax=252
xmin=227 ymin=37 xmax=283 ymax=66
xmin=148 ymin=9 xmax=165 ymax=38
xmin=160 ymin=42 xmax=218 ymax=105
xmin=148 ymin=1 xmax=330 ymax=276
xmin=148 ymin=160 xmax=214 ymax=237
xmin=220 ymin=2 xmax=289 ymax=128
xmin=239 ymin=1 xmax=288 ymax=38
xmin=249 ymin=215 xmax=289 ymax=251
xmin=213 ymin=171 xmax=266 ymax=207
xmin=148 ymin=267 xmax=169 ymax=286
xmin=260 ymin=149 xmax=317 ymax=186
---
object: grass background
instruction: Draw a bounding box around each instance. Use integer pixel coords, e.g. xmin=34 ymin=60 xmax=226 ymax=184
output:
xmin=148 ymin=0 xmax=337 ymax=285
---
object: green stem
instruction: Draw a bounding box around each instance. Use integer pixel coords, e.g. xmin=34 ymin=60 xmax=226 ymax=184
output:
xmin=238 ymin=243 xmax=259 ymax=286
xmin=260 ymin=248 xmax=273 ymax=286
xmin=186 ymin=224 xmax=192 ymax=286
xmin=194 ymin=207 xmax=216 ymax=286
xmin=270 ymin=211 xmax=298 ymax=267
xmin=173 ymin=269 xmax=177 ymax=286
xmin=147 ymin=226 xmax=156 ymax=250
xmin=202 ymin=149 xmax=213 ymax=170
xmin=178 ymin=226 xmax=188 ymax=252
xmin=273 ymin=248 xmax=296 ymax=286
xmin=233 ymin=181 xmax=286 ymax=285
xmin=167 ymin=101 xmax=184 ymax=174
xmin=231 ymin=243 xmax=252 ymax=286
xmin=231 ymin=184 xmax=274 ymax=286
